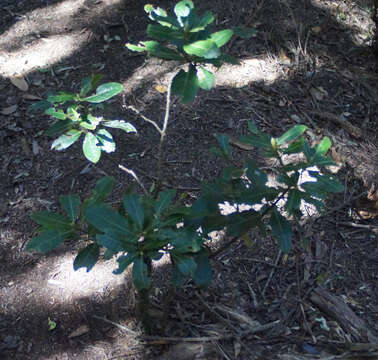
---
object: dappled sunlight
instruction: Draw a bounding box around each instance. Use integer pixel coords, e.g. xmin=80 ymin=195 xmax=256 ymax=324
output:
xmin=0 ymin=0 xmax=124 ymax=77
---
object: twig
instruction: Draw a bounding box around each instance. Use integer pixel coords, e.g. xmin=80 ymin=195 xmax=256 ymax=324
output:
xmin=92 ymin=315 xmax=138 ymax=336
xmin=334 ymin=221 xmax=378 ymax=231
xmin=119 ymin=164 xmax=148 ymax=195
xmin=262 ymin=250 xmax=282 ymax=298
xmin=126 ymin=104 xmax=162 ymax=135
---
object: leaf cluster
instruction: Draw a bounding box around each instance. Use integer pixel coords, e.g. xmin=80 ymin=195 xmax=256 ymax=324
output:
xmin=29 ymin=75 xmax=135 ymax=163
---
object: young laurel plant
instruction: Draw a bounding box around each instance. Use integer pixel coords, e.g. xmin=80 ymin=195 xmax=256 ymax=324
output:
xmin=27 ymin=177 xmax=212 ymax=323
xmin=187 ymin=123 xmax=344 ymax=255
xmin=126 ymin=0 xmax=255 ymax=103
xmin=29 ymin=74 xmax=136 ymax=163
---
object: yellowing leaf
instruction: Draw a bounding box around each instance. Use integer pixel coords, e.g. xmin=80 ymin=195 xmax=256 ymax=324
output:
xmin=155 ymin=85 xmax=167 ymax=93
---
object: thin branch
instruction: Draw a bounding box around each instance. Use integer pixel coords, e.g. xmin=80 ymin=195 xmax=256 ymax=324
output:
xmin=92 ymin=315 xmax=138 ymax=336
xmin=126 ymin=104 xmax=162 ymax=135
xmin=119 ymin=164 xmax=148 ymax=195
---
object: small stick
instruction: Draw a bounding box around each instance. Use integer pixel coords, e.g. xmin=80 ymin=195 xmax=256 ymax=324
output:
xmin=119 ymin=165 xmax=148 ymax=195
xmin=262 ymin=250 xmax=282 ymax=298
xmin=92 ymin=315 xmax=138 ymax=336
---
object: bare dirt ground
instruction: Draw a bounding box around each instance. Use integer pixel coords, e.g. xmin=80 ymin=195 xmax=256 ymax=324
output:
xmin=0 ymin=0 xmax=378 ymax=359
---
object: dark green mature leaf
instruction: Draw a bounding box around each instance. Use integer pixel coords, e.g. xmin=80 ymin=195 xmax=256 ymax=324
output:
xmin=31 ymin=211 xmax=72 ymax=230
xmin=60 ymin=194 xmax=81 ymax=221
xmin=28 ymin=100 xmax=52 ymax=112
xmin=276 ymin=125 xmax=307 ymax=146
xmin=198 ymin=67 xmax=214 ymax=90
xmin=147 ymin=24 xmax=184 ymax=41
xmin=132 ymin=257 xmax=151 ymax=290
xmin=210 ymin=29 xmax=233 ymax=47
xmin=83 ymin=132 xmax=101 ymax=163
xmin=243 ymin=185 xmax=278 ymax=204
xmin=232 ymin=26 xmax=257 ymax=38
xmin=246 ymin=159 xmax=267 ymax=186
xmin=174 ymin=0 xmax=194 ymax=18
xmin=155 ymin=189 xmax=176 ymax=217
xmin=226 ymin=210 xmax=260 ymax=237
xmin=96 ymin=234 xmax=125 ymax=252
xmin=82 ymin=83 xmax=123 ymax=103
xmin=183 ymin=39 xmax=220 ymax=59
xmin=51 ymin=129 xmax=82 ymax=150
xmin=285 ymin=189 xmax=302 ymax=215
xmin=193 ymin=250 xmax=212 ymax=287
xmin=269 ymin=209 xmax=292 ymax=254
xmin=308 ymin=172 xmax=344 ymax=193
xmin=96 ymin=129 xmax=115 ymax=153
xmin=173 ymin=254 xmax=197 ymax=277
xmin=113 ymin=253 xmax=138 ymax=274
xmin=103 ymin=120 xmax=137 ymax=133
xmin=85 ymin=205 xmax=130 ymax=235
xmin=123 ymin=194 xmax=144 ymax=229
xmin=220 ymin=54 xmax=240 ymax=65
xmin=282 ymin=138 xmax=305 ymax=154
xmin=45 ymin=108 xmax=67 ymax=120
xmin=45 ymin=120 xmax=74 ymax=137
xmin=239 ymin=133 xmax=272 ymax=149
xmin=171 ymin=66 xmax=199 ymax=103
xmin=141 ymin=41 xmax=185 ymax=60
xmin=93 ymin=176 xmax=114 ymax=200
xmin=189 ymin=11 xmax=214 ymax=32
xmin=73 ymin=243 xmax=100 ymax=272
xmin=248 ymin=121 xmax=259 ymax=134
xmin=80 ymin=74 xmax=103 ymax=97
xmin=26 ymin=230 xmax=71 ymax=253
xmin=216 ymin=133 xmax=232 ymax=158
xmin=47 ymin=92 xmax=77 ymax=104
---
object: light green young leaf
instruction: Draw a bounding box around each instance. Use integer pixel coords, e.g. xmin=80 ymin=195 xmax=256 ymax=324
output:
xmin=183 ymin=39 xmax=220 ymax=59
xmin=45 ymin=108 xmax=67 ymax=120
xmin=51 ymin=129 xmax=82 ymax=150
xmin=174 ymin=0 xmax=194 ymax=18
xmin=210 ymin=29 xmax=233 ymax=47
xmin=82 ymin=82 xmax=123 ymax=103
xmin=60 ymin=194 xmax=81 ymax=222
xmin=83 ymin=132 xmax=101 ymax=163
xmin=47 ymin=92 xmax=77 ymax=104
xmin=315 ymin=137 xmax=331 ymax=156
xmin=198 ymin=67 xmax=214 ymax=90
xmin=276 ymin=125 xmax=307 ymax=146
xmin=125 ymin=43 xmax=147 ymax=52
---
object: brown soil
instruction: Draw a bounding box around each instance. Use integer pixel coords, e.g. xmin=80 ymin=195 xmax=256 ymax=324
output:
xmin=1 ymin=0 xmax=377 ymax=359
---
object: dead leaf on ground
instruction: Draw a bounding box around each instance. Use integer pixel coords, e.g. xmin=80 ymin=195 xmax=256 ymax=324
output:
xmin=1 ymin=104 xmax=18 ymax=115
xmin=22 ymin=93 xmax=42 ymax=100
xmin=156 ymin=342 xmax=216 ymax=360
xmin=310 ymin=86 xmax=328 ymax=101
xmin=68 ymin=325 xmax=90 ymax=338
xmin=10 ymin=76 xmax=29 ymax=91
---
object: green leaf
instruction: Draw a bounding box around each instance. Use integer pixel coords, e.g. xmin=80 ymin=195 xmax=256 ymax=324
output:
xmin=28 ymin=100 xmax=52 ymax=112
xmin=226 ymin=210 xmax=260 ymax=237
xmin=79 ymin=114 xmax=102 ymax=130
xmin=47 ymin=92 xmax=77 ymax=104
xmin=51 ymin=129 xmax=82 ymax=150
xmin=142 ymin=41 xmax=185 ymax=60
xmin=276 ymin=125 xmax=307 ymax=146
xmin=171 ymin=66 xmax=199 ymax=103
xmin=198 ymin=67 xmax=214 ymax=90
xmin=66 ymin=105 xmax=81 ymax=121
xmin=103 ymin=120 xmax=137 ymax=133
xmin=239 ymin=133 xmax=272 ymax=149
xmin=60 ymin=194 xmax=81 ymax=221
xmin=282 ymin=138 xmax=305 ymax=154
xmin=189 ymin=11 xmax=214 ymax=32
xmin=193 ymin=250 xmax=212 ymax=287
xmin=308 ymin=172 xmax=344 ymax=193
xmin=125 ymin=43 xmax=147 ymax=52
xmin=132 ymin=257 xmax=151 ymax=290
xmin=183 ymin=39 xmax=220 ymax=59
xmin=174 ymin=0 xmax=194 ymax=18
xmin=45 ymin=108 xmax=67 ymax=120
xmin=85 ymin=205 xmax=130 ymax=235
xmin=246 ymin=159 xmax=267 ymax=186
xmin=93 ymin=177 xmax=115 ymax=200
xmin=26 ymin=230 xmax=71 ymax=253
xmin=215 ymin=133 xmax=232 ymax=157
xmin=80 ymin=74 xmax=103 ymax=97
xmin=113 ymin=253 xmax=138 ymax=274
xmin=83 ymin=132 xmax=101 ymax=163
xmin=96 ymin=129 xmax=115 ymax=153
xmin=315 ymin=137 xmax=331 ymax=156
xmin=243 ymin=185 xmax=279 ymax=204
xmin=269 ymin=209 xmax=292 ymax=254
xmin=123 ymin=194 xmax=144 ymax=229
xmin=210 ymin=29 xmax=233 ymax=47
xmin=31 ymin=211 xmax=72 ymax=230
xmin=173 ymin=254 xmax=197 ymax=277
xmin=82 ymin=82 xmax=123 ymax=103
xmin=232 ymin=26 xmax=257 ymax=38
xmin=248 ymin=121 xmax=259 ymax=134
xmin=155 ymin=189 xmax=176 ymax=217
xmin=147 ymin=24 xmax=184 ymax=41
xmin=73 ymin=243 xmax=100 ymax=272
xmin=285 ymin=189 xmax=302 ymax=215
xmin=96 ymin=234 xmax=125 ymax=252
xmin=220 ymin=54 xmax=240 ymax=65
xmin=45 ymin=120 xmax=74 ymax=137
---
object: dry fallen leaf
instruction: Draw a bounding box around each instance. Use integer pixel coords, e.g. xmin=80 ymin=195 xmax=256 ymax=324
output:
xmin=155 ymin=84 xmax=168 ymax=93
xmin=68 ymin=325 xmax=90 ymax=338
xmin=10 ymin=76 xmax=29 ymax=91
xmin=311 ymin=26 xmax=322 ymax=34
xmin=1 ymin=104 xmax=18 ymax=115
xmin=310 ymin=86 xmax=328 ymax=101
xmin=23 ymin=93 xmax=42 ymax=100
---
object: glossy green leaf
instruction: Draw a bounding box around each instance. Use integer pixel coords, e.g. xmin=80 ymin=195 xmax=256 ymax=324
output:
xmin=80 ymin=74 xmax=103 ymax=97
xmin=96 ymin=129 xmax=115 ymax=153
xmin=183 ymin=39 xmax=220 ymax=59
xmin=210 ymin=29 xmax=233 ymax=47
xmin=26 ymin=230 xmax=71 ymax=253
xmin=31 ymin=211 xmax=72 ymax=230
xmin=147 ymin=24 xmax=184 ymax=41
xmin=174 ymin=0 xmax=194 ymax=18
xmin=73 ymin=243 xmax=100 ymax=272
xmin=125 ymin=43 xmax=147 ymax=52
xmin=198 ymin=67 xmax=214 ymax=90
xmin=113 ymin=253 xmax=138 ymax=274
xmin=85 ymin=205 xmax=130 ymax=235
xmin=276 ymin=125 xmax=307 ymax=146
xmin=173 ymin=254 xmax=197 ymax=277
xmin=66 ymin=105 xmax=81 ymax=121
xmin=189 ymin=11 xmax=214 ymax=32
xmin=269 ymin=209 xmax=292 ymax=254
xmin=60 ymin=194 xmax=81 ymax=221
xmin=45 ymin=120 xmax=74 ymax=137
xmin=142 ymin=41 xmax=185 ymax=60
xmin=103 ymin=120 xmax=137 ymax=133
xmin=82 ymin=82 xmax=123 ymax=103
xmin=171 ymin=66 xmax=199 ymax=103
xmin=79 ymin=114 xmax=102 ymax=130
xmin=155 ymin=189 xmax=176 ymax=217
xmin=285 ymin=189 xmax=302 ymax=215
xmin=51 ymin=129 xmax=82 ymax=150
xmin=226 ymin=210 xmax=260 ymax=237
xmin=239 ymin=133 xmax=272 ymax=149
xmin=123 ymin=194 xmax=144 ymax=229
xmin=315 ymin=137 xmax=331 ymax=156
xmin=45 ymin=108 xmax=67 ymax=120
xmin=47 ymin=92 xmax=77 ymax=104
xmin=83 ymin=132 xmax=101 ymax=163
xmin=215 ymin=133 xmax=232 ymax=157
xmin=193 ymin=250 xmax=212 ymax=287
xmin=132 ymin=257 xmax=151 ymax=290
